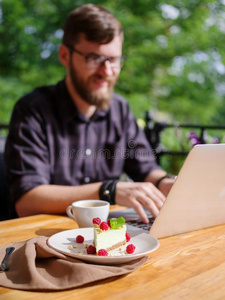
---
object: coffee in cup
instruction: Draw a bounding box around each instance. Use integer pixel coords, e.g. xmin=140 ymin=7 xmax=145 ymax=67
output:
xmin=66 ymin=200 xmax=109 ymax=228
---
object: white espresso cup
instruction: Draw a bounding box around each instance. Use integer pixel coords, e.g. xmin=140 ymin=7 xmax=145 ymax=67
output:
xmin=66 ymin=200 xmax=110 ymax=228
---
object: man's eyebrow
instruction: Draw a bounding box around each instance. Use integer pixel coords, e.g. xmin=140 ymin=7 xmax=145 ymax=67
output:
xmin=86 ymin=52 xmax=117 ymax=58
xmin=86 ymin=52 xmax=101 ymax=56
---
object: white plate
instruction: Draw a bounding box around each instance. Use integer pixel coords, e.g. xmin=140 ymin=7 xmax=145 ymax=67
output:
xmin=47 ymin=228 xmax=160 ymax=265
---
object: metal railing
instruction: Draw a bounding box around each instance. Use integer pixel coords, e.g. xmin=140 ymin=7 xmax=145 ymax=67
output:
xmin=0 ymin=123 xmax=9 ymax=135
xmin=0 ymin=124 xmax=8 ymax=151
xmin=144 ymin=110 xmax=225 ymax=164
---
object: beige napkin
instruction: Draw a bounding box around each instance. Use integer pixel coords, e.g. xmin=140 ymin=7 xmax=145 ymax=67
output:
xmin=0 ymin=236 xmax=148 ymax=291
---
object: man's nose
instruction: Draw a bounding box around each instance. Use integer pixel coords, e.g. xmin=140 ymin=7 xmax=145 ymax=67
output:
xmin=98 ymin=60 xmax=114 ymax=77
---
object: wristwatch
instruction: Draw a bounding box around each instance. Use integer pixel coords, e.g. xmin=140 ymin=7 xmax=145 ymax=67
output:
xmin=99 ymin=180 xmax=119 ymax=205
xmin=155 ymin=174 xmax=175 ymax=188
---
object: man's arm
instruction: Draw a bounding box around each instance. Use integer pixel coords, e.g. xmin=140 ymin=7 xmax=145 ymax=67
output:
xmin=15 ymin=182 xmax=102 ymax=217
xmin=16 ymin=168 xmax=175 ymax=219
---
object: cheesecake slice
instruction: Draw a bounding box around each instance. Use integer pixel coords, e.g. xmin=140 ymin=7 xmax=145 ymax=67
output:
xmin=94 ymin=224 xmax=127 ymax=253
xmin=93 ymin=217 xmax=127 ymax=253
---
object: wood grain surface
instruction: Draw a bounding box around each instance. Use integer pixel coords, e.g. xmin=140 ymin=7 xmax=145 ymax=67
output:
xmin=0 ymin=206 xmax=225 ymax=300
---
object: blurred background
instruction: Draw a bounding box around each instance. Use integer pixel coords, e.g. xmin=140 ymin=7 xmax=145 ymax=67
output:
xmin=1 ymin=0 xmax=225 ymax=173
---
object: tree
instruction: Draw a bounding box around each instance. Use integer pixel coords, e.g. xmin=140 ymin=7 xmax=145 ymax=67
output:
xmin=0 ymin=0 xmax=225 ymax=125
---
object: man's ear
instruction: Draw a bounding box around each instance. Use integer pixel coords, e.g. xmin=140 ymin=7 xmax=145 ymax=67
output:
xmin=58 ymin=44 xmax=70 ymax=67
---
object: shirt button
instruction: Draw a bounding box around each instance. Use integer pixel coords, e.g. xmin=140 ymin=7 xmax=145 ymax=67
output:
xmin=84 ymin=177 xmax=91 ymax=183
xmin=85 ymin=148 xmax=92 ymax=156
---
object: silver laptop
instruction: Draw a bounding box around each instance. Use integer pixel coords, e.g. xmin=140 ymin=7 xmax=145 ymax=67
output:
xmin=109 ymin=144 xmax=225 ymax=238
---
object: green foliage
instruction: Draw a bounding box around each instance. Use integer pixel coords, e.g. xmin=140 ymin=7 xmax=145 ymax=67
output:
xmin=1 ymin=0 xmax=225 ymax=123
xmin=1 ymin=0 xmax=225 ymax=172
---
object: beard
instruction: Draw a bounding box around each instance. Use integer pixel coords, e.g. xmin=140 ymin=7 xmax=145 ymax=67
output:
xmin=69 ymin=62 xmax=118 ymax=110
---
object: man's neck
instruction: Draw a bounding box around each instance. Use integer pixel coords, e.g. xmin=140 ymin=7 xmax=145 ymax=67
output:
xmin=65 ymin=77 xmax=96 ymax=119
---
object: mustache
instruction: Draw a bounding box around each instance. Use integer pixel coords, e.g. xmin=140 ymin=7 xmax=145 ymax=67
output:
xmin=91 ymin=74 xmax=115 ymax=82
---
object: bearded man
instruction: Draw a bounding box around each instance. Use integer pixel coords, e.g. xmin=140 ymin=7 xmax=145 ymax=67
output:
xmin=5 ymin=4 xmax=174 ymax=221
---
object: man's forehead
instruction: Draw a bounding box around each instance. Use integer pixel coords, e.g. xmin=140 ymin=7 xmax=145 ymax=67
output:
xmin=72 ymin=33 xmax=123 ymax=56
xmin=75 ymin=32 xmax=123 ymax=47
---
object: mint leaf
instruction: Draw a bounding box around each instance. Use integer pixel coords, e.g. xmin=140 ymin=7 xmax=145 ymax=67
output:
xmin=110 ymin=217 xmax=125 ymax=229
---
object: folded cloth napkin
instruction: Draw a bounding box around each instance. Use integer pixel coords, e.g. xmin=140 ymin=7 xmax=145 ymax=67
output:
xmin=0 ymin=236 xmax=148 ymax=291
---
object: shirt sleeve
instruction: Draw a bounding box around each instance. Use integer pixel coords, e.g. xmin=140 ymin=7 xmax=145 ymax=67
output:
xmin=4 ymin=98 xmax=51 ymax=203
xmin=123 ymin=104 xmax=161 ymax=182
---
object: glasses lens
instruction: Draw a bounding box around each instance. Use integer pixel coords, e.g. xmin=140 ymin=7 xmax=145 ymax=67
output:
xmin=85 ymin=54 xmax=101 ymax=68
xmin=85 ymin=54 xmax=126 ymax=69
xmin=108 ymin=56 xmax=126 ymax=68
xmin=109 ymin=57 xmax=121 ymax=68
xmin=120 ymin=56 xmax=126 ymax=67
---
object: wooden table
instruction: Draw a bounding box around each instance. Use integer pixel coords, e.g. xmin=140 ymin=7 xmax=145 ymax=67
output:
xmin=0 ymin=206 xmax=225 ymax=300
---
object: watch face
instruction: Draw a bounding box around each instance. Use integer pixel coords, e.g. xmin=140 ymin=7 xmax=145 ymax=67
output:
xmin=103 ymin=190 xmax=110 ymax=196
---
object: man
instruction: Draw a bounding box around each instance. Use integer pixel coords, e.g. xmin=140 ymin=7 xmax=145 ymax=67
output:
xmin=5 ymin=4 xmax=175 ymax=222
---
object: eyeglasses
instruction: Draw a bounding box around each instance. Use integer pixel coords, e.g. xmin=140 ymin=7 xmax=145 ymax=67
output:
xmin=65 ymin=44 xmax=126 ymax=69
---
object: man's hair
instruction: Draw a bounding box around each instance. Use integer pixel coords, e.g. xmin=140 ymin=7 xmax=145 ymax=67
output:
xmin=62 ymin=3 xmax=123 ymax=46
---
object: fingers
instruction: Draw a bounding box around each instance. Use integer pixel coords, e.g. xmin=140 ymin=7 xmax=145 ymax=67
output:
xmin=116 ymin=182 xmax=166 ymax=223
xmin=141 ymin=183 xmax=165 ymax=211
xmin=131 ymin=188 xmax=161 ymax=220
xmin=131 ymin=200 xmax=150 ymax=223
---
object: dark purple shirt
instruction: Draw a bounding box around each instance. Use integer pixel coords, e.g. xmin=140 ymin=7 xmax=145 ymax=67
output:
xmin=5 ymin=80 xmax=160 ymax=204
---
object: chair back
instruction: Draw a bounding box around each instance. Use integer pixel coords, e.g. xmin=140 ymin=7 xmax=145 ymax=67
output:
xmin=0 ymin=137 xmax=12 ymax=220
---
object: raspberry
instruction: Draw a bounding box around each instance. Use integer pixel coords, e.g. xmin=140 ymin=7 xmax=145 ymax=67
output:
xmin=76 ymin=235 xmax=84 ymax=243
xmin=98 ymin=249 xmax=108 ymax=256
xmin=87 ymin=245 xmax=96 ymax=255
xmin=126 ymin=233 xmax=131 ymax=242
xmin=107 ymin=219 xmax=111 ymax=227
xmin=93 ymin=217 xmax=101 ymax=225
xmin=100 ymin=221 xmax=109 ymax=231
xmin=126 ymin=244 xmax=136 ymax=254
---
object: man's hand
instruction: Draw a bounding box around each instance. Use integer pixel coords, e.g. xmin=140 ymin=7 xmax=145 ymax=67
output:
xmin=115 ymin=181 xmax=166 ymax=223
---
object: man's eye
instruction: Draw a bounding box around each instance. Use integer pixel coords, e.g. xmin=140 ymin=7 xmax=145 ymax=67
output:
xmin=86 ymin=54 xmax=101 ymax=62
xmin=109 ymin=57 xmax=118 ymax=64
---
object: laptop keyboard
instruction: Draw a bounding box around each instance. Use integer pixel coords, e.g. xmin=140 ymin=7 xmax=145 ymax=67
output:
xmin=109 ymin=208 xmax=155 ymax=232
xmin=125 ymin=216 xmax=155 ymax=231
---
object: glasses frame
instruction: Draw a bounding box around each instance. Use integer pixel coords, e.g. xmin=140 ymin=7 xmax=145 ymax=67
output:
xmin=65 ymin=44 xmax=126 ymax=69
